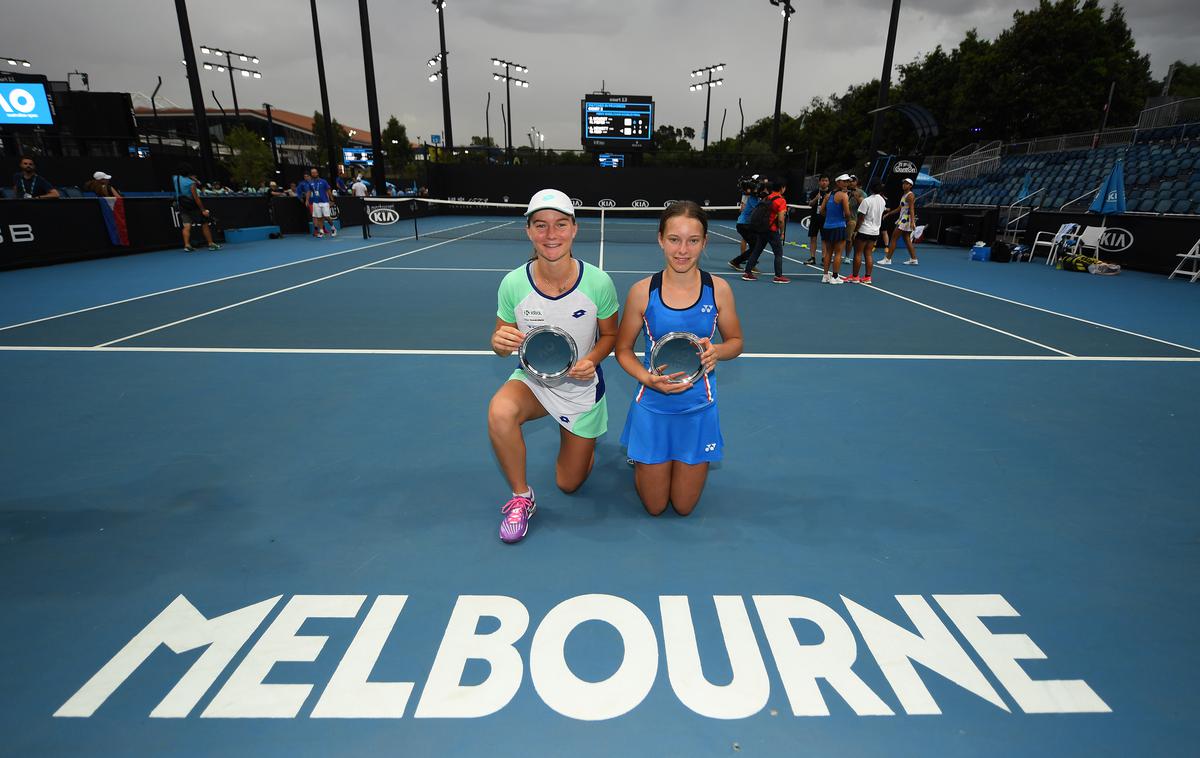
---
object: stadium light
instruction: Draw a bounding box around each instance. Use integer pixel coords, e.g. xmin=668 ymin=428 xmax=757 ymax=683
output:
xmin=430 ymin=0 xmax=454 ymax=150
xmin=491 ymin=58 xmax=529 ymax=164
xmin=689 ymin=63 xmax=726 ymax=152
xmin=766 ymin=1 xmax=795 ymax=153
xmin=199 ymin=44 xmax=261 ymax=122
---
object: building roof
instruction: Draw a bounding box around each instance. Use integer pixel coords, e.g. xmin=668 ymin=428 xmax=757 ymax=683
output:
xmin=134 ymin=105 xmax=372 ymax=145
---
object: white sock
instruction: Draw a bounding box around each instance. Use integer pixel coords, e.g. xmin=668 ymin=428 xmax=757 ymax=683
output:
xmin=513 ymin=488 xmax=532 ymax=499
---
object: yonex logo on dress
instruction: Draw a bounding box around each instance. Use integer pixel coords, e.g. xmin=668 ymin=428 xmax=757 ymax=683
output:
xmin=571 ymin=309 xmax=586 ymax=318
xmin=701 ymin=305 xmax=713 ymax=313
xmin=704 ymin=443 xmax=716 ymax=452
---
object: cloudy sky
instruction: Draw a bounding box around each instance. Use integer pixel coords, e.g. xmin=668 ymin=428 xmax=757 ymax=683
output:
xmin=1 ymin=0 xmax=1194 ymax=150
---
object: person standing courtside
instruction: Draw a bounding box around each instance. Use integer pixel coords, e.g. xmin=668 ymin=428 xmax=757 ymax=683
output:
xmin=843 ymin=175 xmax=864 ymax=264
xmin=884 ymin=176 xmax=919 ymax=265
xmin=742 ymin=178 xmax=790 ymax=284
xmin=821 ymin=174 xmax=852 ymax=284
xmin=171 ymin=164 xmax=220 ymax=252
xmin=846 ymin=181 xmax=887 ymax=284
xmin=728 ymin=174 xmax=764 ymax=273
xmin=805 ymin=175 xmax=830 ymax=265
xmin=304 ymin=167 xmax=336 ymax=238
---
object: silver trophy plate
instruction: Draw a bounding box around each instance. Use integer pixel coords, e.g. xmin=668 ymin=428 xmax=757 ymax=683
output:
xmin=519 ymin=325 xmax=578 ymax=383
xmin=650 ymin=331 xmax=705 ymax=385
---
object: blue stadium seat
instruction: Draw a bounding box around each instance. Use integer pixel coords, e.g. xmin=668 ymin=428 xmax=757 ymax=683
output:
xmin=1170 ymin=199 xmax=1191 ymax=214
xmin=1154 ymin=199 xmax=1172 ymax=213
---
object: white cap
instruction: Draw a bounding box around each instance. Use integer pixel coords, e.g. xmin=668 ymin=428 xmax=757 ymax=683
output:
xmin=835 ymin=173 xmax=851 ymax=182
xmin=93 ymin=171 xmax=111 ymax=180
xmin=525 ymin=188 xmax=575 ymax=217
xmin=901 ymin=177 xmax=914 ymax=185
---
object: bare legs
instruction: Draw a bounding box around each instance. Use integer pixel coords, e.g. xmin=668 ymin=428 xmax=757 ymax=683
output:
xmin=487 ymin=380 xmax=596 ymax=495
xmin=634 ymin=460 xmax=709 ymax=516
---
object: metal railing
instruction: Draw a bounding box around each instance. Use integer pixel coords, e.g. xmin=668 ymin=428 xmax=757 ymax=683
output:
xmin=1137 ymin=97 xmax=1200 ymax=129
xmin=1001 ymin=188 xmax=1045 ymax=242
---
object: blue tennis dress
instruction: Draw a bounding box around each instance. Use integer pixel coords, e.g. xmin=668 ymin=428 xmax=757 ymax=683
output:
xmin=620 ymin=270 xmax=724 ymax=465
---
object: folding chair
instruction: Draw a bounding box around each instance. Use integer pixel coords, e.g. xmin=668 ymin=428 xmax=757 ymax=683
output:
xmin=1169 ymin=237 xmax=1200 ymax=282
xmin=1029 ymin=222 xmax=1078 ymax=263
xmin=1050 ymin=225 xmax=1103 ymax=267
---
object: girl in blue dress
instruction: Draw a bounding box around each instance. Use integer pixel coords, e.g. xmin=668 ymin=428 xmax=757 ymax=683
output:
xmin=615 ymin=201 xmax=744 ymax=516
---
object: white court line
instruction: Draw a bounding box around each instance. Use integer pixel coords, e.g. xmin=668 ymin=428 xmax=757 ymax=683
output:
xmin=363 ymin=266 xmax=820 ymax=277
xmin=778 ymin=253 xmax=1074 ymax=357
xmin=96 ymin=221 xmax=518 ymax=348
xmin=0 ymin=218 xmax=492 ymax=334
xmin=2 ymin=344 xmax=1199 ymax=362
xmin=868 ymin=262 xmax=1200 ymax=355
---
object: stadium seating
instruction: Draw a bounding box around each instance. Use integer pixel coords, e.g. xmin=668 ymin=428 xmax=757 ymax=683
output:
xmin=931 ymin=132 xmax=1200 ymax=216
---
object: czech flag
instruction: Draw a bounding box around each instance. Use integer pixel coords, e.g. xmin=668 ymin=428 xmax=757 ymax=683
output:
xmin=98 ymin=196 xmax=129 ymax=246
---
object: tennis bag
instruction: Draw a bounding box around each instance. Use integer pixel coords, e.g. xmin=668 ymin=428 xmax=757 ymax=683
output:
xmin=749 ymin=199 xmax=773 ymax=233
xmin=1059 ymin=253 xmax=1100 ymax=272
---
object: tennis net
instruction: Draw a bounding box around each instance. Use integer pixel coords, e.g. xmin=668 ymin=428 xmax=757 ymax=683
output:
xmin=362 ymin=197 xmax=742 ymax=246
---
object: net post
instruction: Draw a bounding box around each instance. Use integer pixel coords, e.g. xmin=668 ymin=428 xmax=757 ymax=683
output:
xmin=361 ymin=197 xmax=369 ymax=239
xmin=598 ymin=207 xmax=606 ymax=271
xmin=412 ymin=199 xmax=419 ymax=240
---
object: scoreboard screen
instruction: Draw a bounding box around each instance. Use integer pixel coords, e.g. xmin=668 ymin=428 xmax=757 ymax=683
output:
xmin=581 ymin=95 xmax=653 ymax=150
xmin=598 ymin=153 xmax=624 ymax=168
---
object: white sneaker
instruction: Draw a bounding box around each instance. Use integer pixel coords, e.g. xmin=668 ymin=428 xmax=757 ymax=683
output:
xmin=903 ymin=258 xmax=919 ymax=265
xmin=821 ymin=272 xmax=831 ymax=283
xmin=878 ymin=257 xmax=892 ymax=266
xmin=827 ymin=275 xmax=845 ymax=285
xmin=842 ymin=256 xmax=852 ymax=264
xmin=330 ymin=226 xmax=338 ymax=237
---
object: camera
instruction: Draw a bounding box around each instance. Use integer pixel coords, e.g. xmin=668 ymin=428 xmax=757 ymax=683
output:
xmin=738 ymin=174 xmax=769 ymax=198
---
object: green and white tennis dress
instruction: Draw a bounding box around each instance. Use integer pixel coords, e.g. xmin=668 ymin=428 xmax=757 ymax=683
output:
xmin=497 ymin=259 xmax=619 ymax=439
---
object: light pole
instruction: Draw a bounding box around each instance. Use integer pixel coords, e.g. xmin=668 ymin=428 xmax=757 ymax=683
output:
xmin=309 ymin=0 xmax=338 ymax=182
xmin=767 ymin=0 xmax=795 ymax=153
xmin=491 ymin=58 xmax=529 ymax=164
xmin=689 ymin=63 xmax=725 ymax=152
xmin=174 ymin=0 xmax=215 ymax=180
xmin=430 ymin=0 xmax=454 ymax=151
xmin=198 ymin=45 xmax=261 ymax=122
xmin=2 ymin=56 xmax=32 ymax=68
xmin=868 ymin=0 xmax=902 ymax=157
xmin=264 ymin=102 xmax=280 ymax=173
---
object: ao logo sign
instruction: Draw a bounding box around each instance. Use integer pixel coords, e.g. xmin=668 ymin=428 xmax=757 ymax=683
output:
xmin=1100 ymin=227 xmax=1134 ymax=252
xmin=631 ymin=199 xmax=650 ymax=208
xmin=367 ymin=207 xmax=400 ymax=225
xmin=598 ymin=199 xmax=616 ymax=208
xmin=0 ymin=83 xmax=52 ymax=124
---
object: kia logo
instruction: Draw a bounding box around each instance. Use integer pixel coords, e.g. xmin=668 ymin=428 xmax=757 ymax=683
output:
xmin=368 ymin=207 xmax=400 ymax=225
xmin=1099 ymin=227 xmax=1134 ymax=253
xmin=598 ymin=198 xmax=616 ymax=208
xmin=1106 ymin=190 xmax=1119 ymax=202
xmin=570 ymin=197 xmax=583 ymax=207
xmin=631 ymin=199 xmax=650 ymax=208
xmin=663 ymin=199 xmax=679 ymax=207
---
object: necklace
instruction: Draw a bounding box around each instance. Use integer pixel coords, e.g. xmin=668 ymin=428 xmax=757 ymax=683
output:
xmin=535 ymin=259 xmax=576 ymax=294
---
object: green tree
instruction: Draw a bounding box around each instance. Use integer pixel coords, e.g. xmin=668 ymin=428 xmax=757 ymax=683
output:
xmin=1163 ymin=61 xmax=1200 ymax=98
xmin=308 ymin=111 xmax=351 ymax=170
xmin=223 ymin=125 xmax=274 ymax=189
xmin=381 ymin=116 xmax=413 ymax=172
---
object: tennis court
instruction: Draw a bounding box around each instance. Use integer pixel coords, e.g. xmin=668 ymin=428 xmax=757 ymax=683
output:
xmin=2 ymin=209 xmax=1198 ymax=757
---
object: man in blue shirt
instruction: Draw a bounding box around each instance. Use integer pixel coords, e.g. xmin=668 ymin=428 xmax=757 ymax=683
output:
xmin=303 ymin=167 xmax=336 ymax=237
xmin=12 ymin=155 xmax=59 ymax=199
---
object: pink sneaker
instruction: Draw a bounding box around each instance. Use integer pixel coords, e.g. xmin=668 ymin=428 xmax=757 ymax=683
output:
xmin=772 ymin=276 xmax=790 ymax=284
xmin=499 ymin=492 xmax=536 ymax=543
xmin=844 ymin=275 xmax=860 ymax=283
xmin=861 ymin=276 xmax=873 ymax=284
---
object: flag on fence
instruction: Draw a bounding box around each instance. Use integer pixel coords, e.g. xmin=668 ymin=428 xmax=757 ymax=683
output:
xmin=98 ymin=196 xmax=129 ymax=246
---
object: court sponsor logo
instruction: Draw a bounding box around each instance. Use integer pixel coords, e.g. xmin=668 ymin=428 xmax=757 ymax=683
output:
xmin=56 ymin=592 xmax=1109 ymax=720
xmin=570 ymin=198 xmax=583 ymax=208
xmin=632 ymin=199 xmax=650 ymax=209
xmin=0 ymin=224 xmax=35 ymax=244
xmin=367 ymin=207 xmax=401 ymax=225
xmin=0 ymin=87 xmax=39 ymax=118
xmin=598 ymin=199 xmax=616 ymax=208
xmin=1099 ymin=227 xmax=1134 ymax=253
xmin=663 ymin=199 xmax=679 ymax=208
xmin=892 ymin=160 xmax=918 ymax=175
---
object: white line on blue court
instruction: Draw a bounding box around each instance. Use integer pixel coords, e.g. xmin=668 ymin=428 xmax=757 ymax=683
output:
xmin=94 ymin=221 xmax=520 ymax=348
xmin=3 ymin=345 xmax=1199 ymax=362
xmin=0 ymin=218 xmax=496 ymax=334
xmin=779 ymin=254 xmax=1074 ymax=356
xmin=868 ymin=261 xmax=1200 ymax=354
xmin=362 ymin=266 xmax=821 ymax=276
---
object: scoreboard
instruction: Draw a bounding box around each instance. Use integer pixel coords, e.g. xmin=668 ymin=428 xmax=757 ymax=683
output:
xmin=581 ymin=95 xmax=653 ymax=150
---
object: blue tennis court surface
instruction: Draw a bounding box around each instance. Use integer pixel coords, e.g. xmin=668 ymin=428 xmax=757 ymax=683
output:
xmin=2 ymin=217 xmax=1198 ymax=757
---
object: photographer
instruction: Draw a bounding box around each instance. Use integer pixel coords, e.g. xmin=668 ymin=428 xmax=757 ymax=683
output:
xmin=728 ymin=174 xmax=767 ymax=273
xmin=741 ymin=177 xmax=790 ymax=284
xmin=171 ymin=164 xmax=221 ymax=252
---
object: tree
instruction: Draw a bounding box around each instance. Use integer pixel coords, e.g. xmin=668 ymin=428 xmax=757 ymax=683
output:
xmin=223 ymin=125 xmax=274 ymax=189
xmin=308 ymin=111 xmax=351 ymax=170
xmin=381 ymin=116 xmax=413 ymax=173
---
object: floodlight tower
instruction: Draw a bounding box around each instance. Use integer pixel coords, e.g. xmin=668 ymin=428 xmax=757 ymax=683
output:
xmin=491 ymin=58 xmax=529 ymax=164
xmin=198 ymin=44 xmax=261 ymax=121
xmin=430 ymin=0 xmax=454 ymax=150
xmin=689 ymin=63 xmax=726 ymax=152
xmin=767 ymin=0 xmax=795 ymax=153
